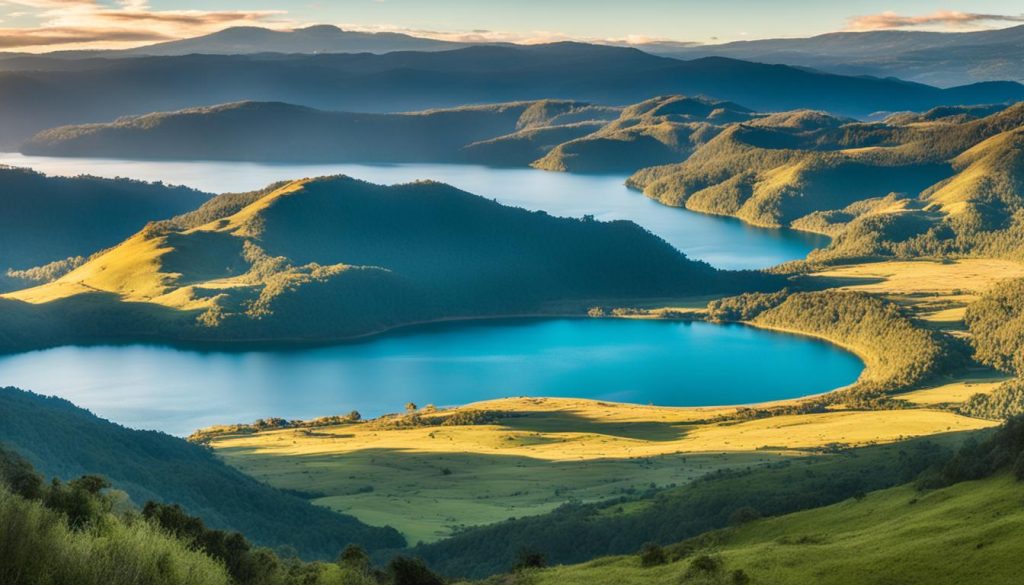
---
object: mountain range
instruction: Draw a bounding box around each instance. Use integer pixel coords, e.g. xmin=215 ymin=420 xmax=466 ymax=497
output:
xmin=646 ymin=25 xmax=1024 ymax=87
xmin=1 ymin=43 xmax=1022 ymax=148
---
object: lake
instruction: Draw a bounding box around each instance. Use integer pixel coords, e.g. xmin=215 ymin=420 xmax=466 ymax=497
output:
xmin=0 ymin=319 xmax=862 ymax=436
xmin=0 ymin=153 xmax=826 ymax=269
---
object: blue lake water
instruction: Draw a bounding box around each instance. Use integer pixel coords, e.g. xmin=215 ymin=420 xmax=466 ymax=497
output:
xmin=0 ymin=319 xmax=862 ymax=436
xmin=0 ymin=153 xmax=826 ymax=269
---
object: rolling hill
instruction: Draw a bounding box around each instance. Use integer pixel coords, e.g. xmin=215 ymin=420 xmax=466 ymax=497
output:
xmin=532 ymin=95 xmax=754 ymax=173
xmin=1 ymin=44 xmax=1022 ymax=147
xmin=627 ymin=102 xmax=1024 ymax=265
xmin=0 ymin=175 xmax=766 ymax=351
xmin=0 ymin=166 xmax=210 ymax=291
xmin=22 ymin=99 xmax=620 ymax=163
xmin=517 ymin=414 xmax=1024 ymax=585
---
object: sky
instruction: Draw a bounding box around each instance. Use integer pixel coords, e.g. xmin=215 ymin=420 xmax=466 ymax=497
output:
xmin=0 ymin=0 xmax=1022 ymax=52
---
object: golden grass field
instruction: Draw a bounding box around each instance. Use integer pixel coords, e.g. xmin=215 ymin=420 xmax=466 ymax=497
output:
xmin=203 ymin=258 xmax=1021 ymax=544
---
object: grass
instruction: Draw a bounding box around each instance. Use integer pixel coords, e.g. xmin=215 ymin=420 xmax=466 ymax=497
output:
xmin=207 ymin=397 xmax=992 ymax=544
xmin=522 ymin=473 xmax=1024 ymax=585
xmin=808 ymin=258 xmax=1024 ymax=334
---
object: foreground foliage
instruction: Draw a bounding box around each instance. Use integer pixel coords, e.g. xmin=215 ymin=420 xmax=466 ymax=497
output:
xmin=0 ymin=387 xmax=405 ymax=558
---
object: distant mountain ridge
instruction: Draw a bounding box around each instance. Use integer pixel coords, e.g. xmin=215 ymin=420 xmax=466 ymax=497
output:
xmin=1 ymin=43 xmax=1022 ymax=147
xmin=121 ymin=25 xmax=469 ymax=56
xmin=646 ymin=25 xmax=1024 ymax=87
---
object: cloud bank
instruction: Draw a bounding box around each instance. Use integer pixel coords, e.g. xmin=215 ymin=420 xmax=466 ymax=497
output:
xmin=0 ymin=0 xmax=291 ymax=51
xmin=845 ymin=10 xmax=1024 ymax=31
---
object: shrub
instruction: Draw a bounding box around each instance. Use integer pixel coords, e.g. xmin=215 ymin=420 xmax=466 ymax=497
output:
xmin=639 ymin=542 xmax=668 ymax=567
xmin=390 ymin=556 xmax=445 ymax=585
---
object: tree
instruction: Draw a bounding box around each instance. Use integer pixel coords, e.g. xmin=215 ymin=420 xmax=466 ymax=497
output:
xmin=639 ymin=543 xmax=667 ymax=567
xmin=513 ymin=548 xmax=546 ymax=571
xmin=348 ymin=410 xmax=362 ymax=422
xmin=389 ymin=556 xmax=444 ymax=585
xmin=405 ymin=402 xmax=418 ymax=413
xmin=338 ymin=544 xmax=370 ymax=571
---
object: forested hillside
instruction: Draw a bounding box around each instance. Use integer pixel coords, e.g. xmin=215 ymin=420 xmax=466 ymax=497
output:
xmin=0 ymin=387 xmax=405 ymax=558
xmin=0 ymin=167 xmax=210 ymax=291
xmin=23 ymin=100 xmax=618 ymax=163
xmin=0 ymin=176 xmax=771 ymax=350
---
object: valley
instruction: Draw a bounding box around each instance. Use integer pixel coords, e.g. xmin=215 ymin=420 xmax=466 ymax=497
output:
xmin=1 ymin=12 xmax=1024 ymax=584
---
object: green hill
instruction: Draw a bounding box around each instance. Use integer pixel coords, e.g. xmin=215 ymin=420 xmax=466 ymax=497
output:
xmin=410 ymin=437 xmax=952 ymax=578
xmin=525 ymin=473 xmax=1023 ymax=585
xmin=0 ymin=167 xmax=210 ymax=291
xmin=0 ymin=176 xmax=767 ymax=351
xmin=626 ymin=102 xmax=1024 ymax=265
xmin=0 ymin=386 xmax=405 ymax=558
xmin=22 ymin=100 xmax=611 ymax=163
xmin=533 ymin=96 xmax=753 ymax=173
xmin=464 ymin=416 xmax=1024 ymax=584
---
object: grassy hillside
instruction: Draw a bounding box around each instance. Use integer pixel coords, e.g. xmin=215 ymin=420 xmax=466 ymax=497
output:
xmin=0 ymin=444 xmax=418 ymax=585
xmin=23 ymin=100 xmax=614 ymax=163
xmin=0 ymin=175 xmax=769 ymax=350
xmin=0 ymin=166 xmax=210 ymax=291
xmin=0 ymin=482 xmax=231 ymax=585
xmin=522 ymin=473 xmax=1024 ymax=585
xmin=515 ymin=415 xmax=1024 ymax=585
xmin=532 ymin=96 xmax=752 ymax=173
xmin=627 ymin=102 xmax=1024 ymax=265
xmin=0 ymin=387 xmax=405 ymax=558
xmin=202 ymin=387 xmax=992 ymax=569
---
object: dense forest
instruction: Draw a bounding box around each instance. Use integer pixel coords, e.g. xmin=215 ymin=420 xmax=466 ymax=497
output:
xmin=961 ymin=278 xmax=1024 ymax=419
xmin=708 ymin=290 xmax=963 ymax=404
xmin=0 ymin=167 xmax=210 ymax=291
xmin=0 ymin=387 xmax=405 ymax=559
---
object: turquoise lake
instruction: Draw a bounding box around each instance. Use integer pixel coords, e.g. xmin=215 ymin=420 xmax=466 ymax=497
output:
xmin=0 ymin=319 xmax=862 ymax=436
xmin=0 ymin=156 xmax=856 ymax=435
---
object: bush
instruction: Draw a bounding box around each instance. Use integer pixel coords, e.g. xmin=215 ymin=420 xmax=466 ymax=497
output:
xmin=727 ymin=506 xmax=761 ymax=526
xmin=639 ymin=543 xmax=668 ymax=567
xmin=389 ymin=556 xmax=445 ymax=585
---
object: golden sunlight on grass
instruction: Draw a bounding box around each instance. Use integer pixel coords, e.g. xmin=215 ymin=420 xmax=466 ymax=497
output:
xmin=206 ymin=397 xmax=993 ymax=543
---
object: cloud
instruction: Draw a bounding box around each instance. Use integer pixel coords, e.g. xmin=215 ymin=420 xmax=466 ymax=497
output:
xmin=0 ymin=0 xmax=293 ymax=51
xmin=845 ymin=10 xmax=1024 ymax=31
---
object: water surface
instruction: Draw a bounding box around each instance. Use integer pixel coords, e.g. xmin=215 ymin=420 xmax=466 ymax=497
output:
xmin=0 ymin=153 xmax=826 ymax=269
xmin=0 ymin=319 xmax=862 ymax=436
